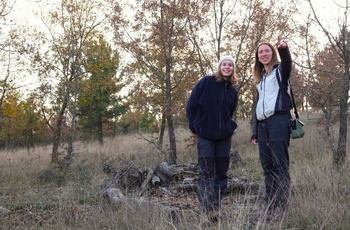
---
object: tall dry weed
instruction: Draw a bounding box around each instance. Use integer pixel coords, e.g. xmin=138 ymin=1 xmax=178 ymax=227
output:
xmin=1 ymin=114 xmax=350 ymax=229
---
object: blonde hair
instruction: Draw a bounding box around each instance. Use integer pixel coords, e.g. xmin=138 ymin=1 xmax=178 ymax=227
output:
xmin=253 ymin=42 xmax=279 ymax=85
xmin=214 ymin=62 xmax=238 ymax=85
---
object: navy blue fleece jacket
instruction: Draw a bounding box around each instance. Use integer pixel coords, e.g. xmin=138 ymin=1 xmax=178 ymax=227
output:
xmin=186 ymin=75 xmax=238 ymax=141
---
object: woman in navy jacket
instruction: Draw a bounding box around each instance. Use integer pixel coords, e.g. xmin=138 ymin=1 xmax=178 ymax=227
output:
xmin=251 ymin=38 xmax=292 ymax=219
xmin=186 ymin=55 xmax=238 ymax=216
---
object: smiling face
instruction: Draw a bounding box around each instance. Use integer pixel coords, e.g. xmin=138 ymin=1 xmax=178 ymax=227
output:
xmin=220 ymin=60 xmax=234 ymax=79
xmin=257 ymin=44 xmax=273 ymax=65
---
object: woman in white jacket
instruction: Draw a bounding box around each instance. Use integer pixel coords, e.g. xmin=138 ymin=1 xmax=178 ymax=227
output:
xmin=251 ymin=38 xmax=292 ymax=219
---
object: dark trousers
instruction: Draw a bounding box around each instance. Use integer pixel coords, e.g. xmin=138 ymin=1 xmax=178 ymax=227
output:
xmin=257 ymin=113 xmax=291 ymax=211
xmin=197 ymin=136 xmax=231 ymax=212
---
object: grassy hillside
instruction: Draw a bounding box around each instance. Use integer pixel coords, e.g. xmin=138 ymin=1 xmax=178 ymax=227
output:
xmin=0 ymin=114 xmax=350 ymax=229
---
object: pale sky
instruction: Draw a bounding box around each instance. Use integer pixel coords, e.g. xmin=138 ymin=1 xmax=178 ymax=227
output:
xmin=7 ymin=0 xmax=344 ymax=38
xmin=4 ymin=0 xmax=347 ymax=93
xmin=8 ymin=0 xmax=344 ymax=26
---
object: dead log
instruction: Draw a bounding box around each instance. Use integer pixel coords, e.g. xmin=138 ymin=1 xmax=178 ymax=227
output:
xmin=138 ymin=167 xmax=154 ymax=196
xmin=172 ymin=163 xmax=198 ymax=172
xmin=227 ymin=176 xmax=261 ymax=193
xmin=128 ymin=198 xmax=179 ymax=223
xmin=166 ymin=163 xmax=199 ymax=182
xmin=112 ymin=161 xmax=143 ymax=190
xmin=103 ymin=188 xmax=126 ymax=204
xmin=154 ymin=162 xmax=176 ymax=186
xmin=151 ymin=175 xmax=161 ymax=187
xmin=0 ymin=206 xmax=10 ymax=215
xmin=183 ymin=177 xmax=194 ymax=184
xmin=172 ymin=184 xmax=197 ymax=193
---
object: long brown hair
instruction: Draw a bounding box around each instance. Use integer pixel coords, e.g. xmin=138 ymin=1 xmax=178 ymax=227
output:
xmin=213 ymin=63 xmax=239 ymax=85
xmin=253 ymin=42 xmax=278 ymax=85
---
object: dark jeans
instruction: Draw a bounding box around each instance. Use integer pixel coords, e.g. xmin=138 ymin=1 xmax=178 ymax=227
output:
xmin=197 ymin=136 xmax=231 ymax=212
xmin=258 ymin=113 xmax=291 ymax=211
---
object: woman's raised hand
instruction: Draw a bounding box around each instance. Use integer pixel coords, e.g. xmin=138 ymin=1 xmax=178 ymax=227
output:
xmin=277 ymin=36 xmax=287 ymax=48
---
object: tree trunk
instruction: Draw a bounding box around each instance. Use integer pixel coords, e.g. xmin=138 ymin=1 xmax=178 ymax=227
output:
xmin=334 ymin=72 xmax=350 ymax=166
xmin=165 ymin=75 xmax=177 ymax=165
xmin=167 ymin=114 xmax=177 ymax=165
xmin=51 ymin=95 xmax=69 ymax=164
xmin=97 ymin=114 xmax=103 ymax=145
xmin=324 ymin=108 xmax=337 ymax=154
xmin=64 ymin=90 xmax=79 ymax=170
xmin=158 ymin=113 xmax=165 ymax=149
xmin=64 ymin=115 xmax=76 ymax=170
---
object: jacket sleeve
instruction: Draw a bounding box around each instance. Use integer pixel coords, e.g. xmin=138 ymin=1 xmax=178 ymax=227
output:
xmin=186 ymin=79 xmax=203 ymax=134
xmin=230 ymin=88 xmax=238 ymax=118
xmin=278 ymin=46 xmax=292 ymax=85
xmin=251 ymin=115 xmax=258 ymax=141
xmin=251 ymin=91 xmax=259 ymax=140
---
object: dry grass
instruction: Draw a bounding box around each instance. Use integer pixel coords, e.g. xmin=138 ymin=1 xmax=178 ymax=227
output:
xmin=1 ymin=115 xmax=350 ymax=229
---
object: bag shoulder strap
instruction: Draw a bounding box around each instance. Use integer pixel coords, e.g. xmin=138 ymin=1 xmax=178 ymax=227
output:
xmin=276 ymin=66 xmax=299 ymax=119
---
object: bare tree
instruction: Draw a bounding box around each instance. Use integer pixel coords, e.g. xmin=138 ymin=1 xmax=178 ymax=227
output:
xmin=0 ymin=0 xmax=17 ymax=113
xmin=304 ymin=0 xmax=350 ymax=166
xmin=110 ymin=0 xmax=209 ymax=164
xmin=190 ymin=0 xmax=299 ymax=119
xmin=21 ymin=0 xmax=109 ymax=169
